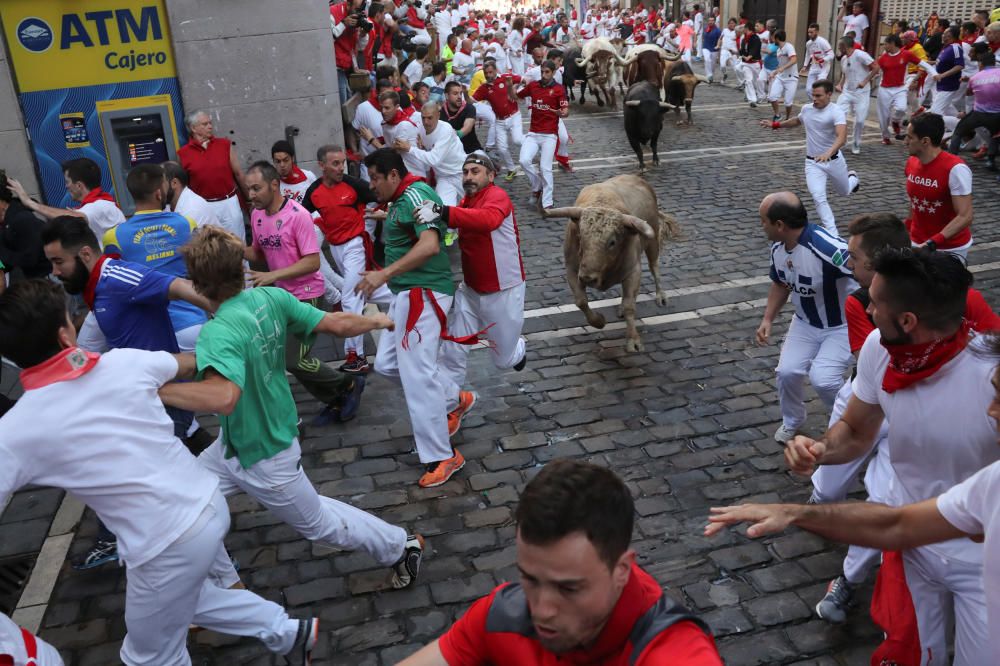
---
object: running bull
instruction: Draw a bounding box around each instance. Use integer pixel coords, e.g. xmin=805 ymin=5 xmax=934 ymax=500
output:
xmin=622 ymin=44 xmax=680 ymax=100
xmin=544 ymin=175 xmax=678 ymax=352
xmin=576 ymin=37 xmax=625 ymax=109
xmin=662 ymin=60 xmax=708 ymax=125
xmin=624 ymin=81 xmax=675 ymax=171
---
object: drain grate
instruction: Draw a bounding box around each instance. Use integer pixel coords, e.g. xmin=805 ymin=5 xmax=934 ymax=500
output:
xmin=0 ymin=554 xmax=35 ymax=616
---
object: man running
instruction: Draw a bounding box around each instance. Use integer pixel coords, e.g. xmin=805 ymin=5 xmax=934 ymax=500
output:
xmin=801 ymin=23 xmax=833 ymax=94
xmin=473 ymin=61 xmax=524 ymax=182
xmin=393 ymin=101 xmax=468 ymax=206
xmin=876 ymin=35 xmax=928 ymax=144
xmin=515 ymin=60 xmax=568 ymax=211
xmin=835 ymin=35 xmax=877 ymax=154
xmin=766 ymin=30 xmax=798 ymax=121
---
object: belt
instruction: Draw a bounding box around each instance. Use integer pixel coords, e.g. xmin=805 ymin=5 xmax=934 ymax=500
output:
xmin=806 ymin=152 xmax=840 ymax=161
xmin=205 ymin=188 xmax=238 ymax=202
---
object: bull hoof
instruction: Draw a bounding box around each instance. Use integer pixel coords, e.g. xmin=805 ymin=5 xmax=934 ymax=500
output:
xmin=652 ymin=158 xmax=660 ymax=167
xmin=616 ymin=305 xmax=624 ymax=319
xmin=625 ymin=338 xmax=645 ymax=353
xmin=596 ymin=99 xmax=605 ymax=107
xmin=586 ymin=312 xmax=606 ymax=329
xmin=655 ymin=291 xmax=667 ymax=307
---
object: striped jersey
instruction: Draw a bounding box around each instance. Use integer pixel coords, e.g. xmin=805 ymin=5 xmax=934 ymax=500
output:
xmin=769 ymin=223 xmax=856 ymax=329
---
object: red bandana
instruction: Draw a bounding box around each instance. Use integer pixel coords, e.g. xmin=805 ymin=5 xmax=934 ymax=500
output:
xmin=881 ymin=321 xmax=972 ymax=393
xmin=282 ymin=166 xmax=308 ymax=185
xmin=79 ymin=187 xmax=116 ymax=206
xmin=390 ymin=173 xmax=426 ymax=201
xmin=369 ymin=90 xmax=381 ymax=107
xmin=384 ymin=108 xmax=415 ymax=127
xmin=20 ymin=347 xmax=101 ymax=391
xmin=402 ymin=288 xmax=494 ymax=350
xmin=83 ymin=254 xmax=120 ymax=310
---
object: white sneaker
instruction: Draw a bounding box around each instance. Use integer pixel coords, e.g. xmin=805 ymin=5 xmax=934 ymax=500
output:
xmin=773 ymin=424 xmax=797 ymax=444
xmin=851 ymin=143 xmax=861 ymax=155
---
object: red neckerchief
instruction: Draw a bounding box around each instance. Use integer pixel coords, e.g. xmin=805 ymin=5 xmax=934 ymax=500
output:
xmin=79 ymin=187 xmax=116 ymax=206
xmin=20 ymin=347 xmax=101 ymax=390
xmin=83 ymin=253 xmax=120 ymax=310
xmin=962 ymin=33 xmax=979 ymax=45
xmin=384 ymin=107 xmax=415 ymax=126
xmin=368 ymin=90 xmax=381 ymax=107
xmin=389 ymin=173 xmax=426 ymax=202
xmin=282 ymin=166 xmax=308 ymax=185
xmin=881 ymin=321 xmax=972 ymax=393
xmin=412 ymin=99 xmax=423 ymax=111
xmin=185 ymin=136 xmax=214 ymax=151
xmin=460 ymin=45 xmax=473 ymax=55
xmin=443 ymin=98 xmax=468 ymax=120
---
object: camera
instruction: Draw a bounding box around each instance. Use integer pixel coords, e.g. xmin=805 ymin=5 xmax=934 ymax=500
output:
xmin=354 ymin=9 xmax=374 ymax=32
xmin=412 ymin=0 xmax=422 ymax=7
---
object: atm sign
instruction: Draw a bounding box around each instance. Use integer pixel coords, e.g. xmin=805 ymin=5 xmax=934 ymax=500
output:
xmin=1 ymin=1 xmax=177 ymax=92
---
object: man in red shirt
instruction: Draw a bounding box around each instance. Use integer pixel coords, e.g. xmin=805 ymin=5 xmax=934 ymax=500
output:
xmin=330 ymin=0 xmax=366 ymax=103
xmin=473 ymin=61 xmax=524 ymax=181
xmin=876 ymin=34 xmax=925 ymax=143
xmin=903 ymin=112 xmax=974 ymax=262
xmin=398 ymin=459 xmax=722 ymax=665
xmin=514 ymin=60 xmax=568 ymax=210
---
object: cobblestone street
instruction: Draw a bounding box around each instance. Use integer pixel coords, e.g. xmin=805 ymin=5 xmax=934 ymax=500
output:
xmin=4 ymin=76 xmax=1000 ymax=665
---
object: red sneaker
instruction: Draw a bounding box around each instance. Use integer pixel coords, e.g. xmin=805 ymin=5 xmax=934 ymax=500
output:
xmin=418 ymin=450 xmax=466 ymax=488
xmin=447 ymin=391 xmax=477 ymax=436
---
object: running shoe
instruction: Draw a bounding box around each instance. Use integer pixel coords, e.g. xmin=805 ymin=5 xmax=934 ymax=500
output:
xmin=390 ymin=534 xmax=425 ymax=589
xmin=504 ymin=170 xmax=516 ymax=182
xmin=311 ymin=403 xmax=340 ymax=427
xmin=848 ymin=169 xmax=860 ymax=193
xmin=557 ymin=160 xmax=574 ymax=172
xmin=972 ymin=146 xmax=989 ymax=160
xmin=73 ymin=539 xmax=118 ymax=570
xmin=285 ymin=618 xmax=319 ymax=665
xmin=749 ymin=102 xmax=757 ymax=108
xmin=772 ymin=115 xmax=781 ymax=123
xmin=513 ymin=353 xmax=527 ymax=371
xmin=851 ymin=143 xmax=861 ymax=155
xmin=815 ymin=575 xmax=855 ymax=624
xmin=444 ymin=229 xmax=459 ymax=247
xmin=339 ymin=351 xmax=371 ymax=375
xmin=418 ymin=449 xmax=466 ymax=488
xmin=527 ymin=191 xmax=541 ymax=205
xmin=447 ymin=391 xmax=477 ymax=436
xmin=339 ymin=376 xmax=366 ymax=422
xmin=773 ymin=424 xmax=797 ymax=444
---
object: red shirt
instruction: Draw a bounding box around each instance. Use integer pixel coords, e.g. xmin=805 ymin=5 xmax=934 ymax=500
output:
xmin=301 ymin=175 xmax=376 ymax=245
xmin=472 ymin=75 xmax=522 ymax=118
xmin=177 ymin=137 xmax=237 ymax=201
xmin=517 ymin=80 xmax=568 ymax=134
xmin=439 ymin=564 xmax=722 ymax=665
xmin=877 ymin=49 xmax=920 ymax=88
xmin=449 ymin=183 xmax=524 ymax=293
xmin=330 ymin=2 xmax=359 ymax=71
xmin=904 ymin=151 xmax=970 ymax=248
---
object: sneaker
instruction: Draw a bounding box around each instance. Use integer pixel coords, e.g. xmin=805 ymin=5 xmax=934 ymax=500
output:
xmin=881 ymin=137 xmax=892 ymax=145
xmin=311 ymin=403 xmax=340 ymax=427
xmin=73 ymin=539 xmax=118 ymax=570
xmin=418 ymin=449 xmax=466 ymax=488
xmin=895 ymin=132 xmax=906 ymax=141
xmin=513 ymin=354 xmax=527 ymax=371
xmin=972 ymin=146 xmax=989 ymax=160
xmin=447 ymin=390 xmax=477 ymax=436
xmin=339 ymin=351 xmax=371 ymax=375
xmin=390 ymin=534 xmax=425 ymax=589
xmin=285 ymin=618 xmax=319 ymax=665
xmin=444 ymin=229 xmax=459 ymax=247
xmin=848 ymin=169 xmax=860 ymax=193
xmin=504 ymin=170 xmax=516 ymax=182
xmin=527 ymin=191 xmax=540 ymax=205
xmin=749 ymin=102 xmax=757 ymax=108
xmin=773 ymin=424 xmax=797 ymax=444
xmin=815 ymin=575 xmax=855 ymax=624
xmin=772 ymin=115 xmax=781 ymax=122
xmin=339 ymin=376 xmax=366 ymax=422
xmin=851 ymin=143 xmax=861 ymax=155
xmin=556 ymin=158 xmax=574 ymax=172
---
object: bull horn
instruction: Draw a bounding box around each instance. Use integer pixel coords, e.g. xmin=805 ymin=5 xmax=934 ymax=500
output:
xmin=695 ymin=74 xmax=709 ymax=83
xmin=576 ymin=56 xmax=590 ymax=67
xmin=658 ymin=101 xmax=675 ymax=109
xmin=544 ymin=206 xmax=585 ymax=219
xmin=660 ymin=51 xmax=681 ymax=61
xmin=625 ymin=100 xmax=641 ymax=107
xmin=613 ymin=52 xmax=626 ymax=65
xmin=620 ymin=214 xmax=655 ymax=239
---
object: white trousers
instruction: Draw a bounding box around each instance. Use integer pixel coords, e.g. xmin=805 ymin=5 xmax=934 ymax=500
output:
xmin=314 ymin=227 xmax=344 ymax=306
xmin=435 ymin=172 xmax=464 ymax=206
xmin=376 ymin=289 xmax=455 ymax=463
xmin=520 ymin=132 xmax=557 ymax=207
xmin=836 ymin=88 xmax=871 ymax=150
xmin=409 ymin=28 xmax=432 ymax=46
xmin=494 ymin=113 xmax=525 ymax=172
xmin=510 ymin=54 xmax=525 ymax=77
xmin=930 ymin=87 xmax=963 ymax=117
xmin=736 ymin=61 xmax=761 ymax=102
xmin=775 ymin=317 xmax=851 ymax=431
xmin=199 ymin=438 xmax=405 ymax=566
xmin=475 ymin=101 xmax=497 ymax=148
xmin=902 ymin=546 xmax=990 ymax=666
xmin=439 ymin=282 xmax=527 ymax=411
xmin=719 ymin=49 xmax=736 ymax=77
xmin=768 ymin=76 xmax=797 ymax=107
xmin=804 ymin=154 xmax=857 ymax=236
xmin=877 ymin=85 xmax=908 ymax=138
xmin=805 ymin=65 xmax=831 ymax=94
xmin=756 ymin=67 xmax=771 ymax=102
xmin=703 ymin=50 xmax=718 ymax=80
xmin=556 ymin=119 xmax=569 ymax=159
xmin=205 ymin=195 xmax=245 ymax=244
xmin=331 ymin=235 xmax=392 ymax=356
xmin=121 ymin=491 xmax=298 ymax=666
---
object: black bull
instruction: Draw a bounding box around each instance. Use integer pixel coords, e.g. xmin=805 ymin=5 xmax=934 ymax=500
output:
xmin=623 ymin=81 xmax=674 ymax=171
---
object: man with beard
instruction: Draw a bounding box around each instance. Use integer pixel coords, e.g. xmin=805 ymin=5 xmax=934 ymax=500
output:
xmin=415 ymin=152 xmax=527 ymax=435
xmin=514 ymin=60 xmax=568 ymax=211
xmin=398 ymin=459 xmax=722 ymax=665
xmin=473 ymin=61 xmax=524 ymax=182
xmin=443 ymin=81 xmax=483 ymax=154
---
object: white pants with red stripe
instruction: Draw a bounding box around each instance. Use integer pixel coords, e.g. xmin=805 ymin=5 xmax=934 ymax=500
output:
xmin=494 ymin=113 xmax=525 ymax=172
xmin=439 ymin=281 xmax=527 ymax=411
xmin=331 ymin=235 xmax=392 ymax=357
xmin=520 ymin=132 xmax=557 ymax=207
xmin=376 ymin=289 xmax=455 ymax=464
xmin=877 ymin=85 xmax=908 ymax=138
xmin=805 ymin=65 xmax=831 ymax=95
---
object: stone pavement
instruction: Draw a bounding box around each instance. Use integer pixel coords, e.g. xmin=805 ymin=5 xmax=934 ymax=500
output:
xmin=3 ymin=73 xmax=1000 ymax=665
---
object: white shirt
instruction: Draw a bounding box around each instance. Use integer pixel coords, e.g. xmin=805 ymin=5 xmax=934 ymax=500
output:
xmin=840 ymin=48 xmax=875 ymax=90
xmin=382 ymin=116 xmax=424 ymax=176
xmin=79 ymin=199 xmax=125 ymax=248
xmin=798 ymin=102 xmax=847 ymax=158
xmin=508 ymin=29 xmax=524 ymax=57
xmin=411 ymin=119 xmax=466 ymax=178
xmin=485 ymin=41 xmax=510 ymax=72
xmin=776 ymin=42 xmax=798 ymax=78
xmin=693 ymin=11 xmax=703 ymax=33
xmin=404 ymin=58 xmax=426 ymax=85
xmin=841 ymin=12 xmax=869 ymax=38
xmin=720 ymin=27 xmax=738 ymax=52
xmin=806 ymin=36 xmax=834 ymax=71
xmin=938 ymin=460 xmax=1000 ymax=661
xmin=758 ymin=29 xmax=770 ymax=45
xmin=0 ymin=349 xmax=219 ymax=568
xmin=768 ymin=224 xmax=856 ymax=329
xmin=280 ymin=169 xmax=317 ymax=206
xmin=854 ymin=332 xmax=999 ymax=563
xmin=433 ymin=10 xmax=453 ymax=42
xmin=0 ymin=614 xmax=63 ymax=666
xmin=171 ymin=185 xmax=221 ymax=229
xmin=352 ymin=100 xmax=385 ymax=157
xmin=452 ymin=50 xmax=477 ymax=85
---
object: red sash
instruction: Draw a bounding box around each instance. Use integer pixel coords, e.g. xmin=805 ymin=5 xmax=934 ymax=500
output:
xmin=401 ymin=288 xmax=494 ymax=350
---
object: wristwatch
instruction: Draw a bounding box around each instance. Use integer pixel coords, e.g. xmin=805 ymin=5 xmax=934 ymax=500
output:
xmin=925 ymin=239 xmax=937 ymax=251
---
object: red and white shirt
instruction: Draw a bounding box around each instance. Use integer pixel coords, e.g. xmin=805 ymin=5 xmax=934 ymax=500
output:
xmin=877 ymin=49 xmax=921 ymax=88
xmin=449 ymin=183 xmax=524 ymax=293
xmin=904 ymin=151 xmax=972 ymax=248
xmin=517 ymin=80 xmax=568 ymax=134
xmin=473 ymin=75 xmax=522 ymax=118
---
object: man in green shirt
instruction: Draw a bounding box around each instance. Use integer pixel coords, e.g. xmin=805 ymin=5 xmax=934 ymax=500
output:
xmin=159 ymin=225 xmax=424 ymax=598
xmin=357 ymin=148 xmax=467 ymax=488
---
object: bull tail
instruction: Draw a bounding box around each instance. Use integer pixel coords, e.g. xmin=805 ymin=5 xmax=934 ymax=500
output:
xmin=657 ymin=211 xmax=680 ymax=242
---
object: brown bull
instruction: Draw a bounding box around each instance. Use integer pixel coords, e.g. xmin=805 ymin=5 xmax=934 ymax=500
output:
xmin=622 ymin=44 xmax=680 ymax=100
xmin=544 ymin=175 xmax=678 ymax=352
xmin=662 ymin=60 xmax=708 ymax=125
xmin=576 ymin=37 xmax=625 ymax=109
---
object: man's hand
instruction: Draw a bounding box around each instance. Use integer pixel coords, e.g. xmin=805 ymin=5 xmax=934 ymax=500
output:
xmin=358 ymin=126 xmax=375 ymax=141
xmin=558 ymin=106 xmax=569 ymax=117
xmin=785 ymin=435 xmax=827 ymax=475
xmin=414 ymin=199 xmax=442 ymax=225
xmin=6 ymin=178 xmax=32 ymax=207
xmin=344 ymin=13 xmax=359 ymax=27
xmin=705 ymin=504 xmax=799 ymax=538
xmin=369 ymin=312 xmax=395 ymax=330
xmin=365 ymin=209 xmax=387 ymax=221
xmin=755 ymin=319 xmax=772 ymax=345
xmin=814 ymin=151 xmax=832 ymax=163
xmin=247 ymin=270 xmax=278 ymax=287
xmin=835 ymin=83 xmax=844 ymax=92
xmin=856 ymin=81 xmax=867 ymax=89
xmin=356 ymin=269 xmax=390 ymax=297
xmin=393 ymin=138 xmax=412 ymax=152
xmin=759 ymin=118 xmax=775 ymax=128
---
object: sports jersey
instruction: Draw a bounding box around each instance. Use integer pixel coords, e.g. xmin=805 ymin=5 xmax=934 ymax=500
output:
xmin=903 ymin=42 xmax=928 ymax=75
xmin=302 ymin=176 xmax=376 ymax=245
xmin=798 ymin=102 xmax=846 ymax=158
xmin=177 ymin=137 xmax=238 ymax=201
xmin=452 ymin=50 xmax=477 ymax=86
xmin=279 ymin=168 xmax=317 ymax=205
xmin=769 ymin=224 xmax=855 ymax=329
xmin=444 ymin=100 xmax=482 ymax=153
xmin=840 ymin=48 xmax=874 ymax=89
xmin=935 ymin=44 xmax=964 ymax=91
xmin=90 ymin=257 xmax=179 ymax=352
xmin=103 ymin=210 xmax=207 ymax=333
xmin=968 ymin=66 xmax=1000 ymax=113
xmin=438 ymin=564 xmax=721 ymax=665
xmin=517 ymin=80 xmax=568 ymax=134
xmin=805 ymin=36 xmax=833 ymax=70
xmin=904 ymin=151 xmax=973 ymax=248
xmin=250 ymin=198 xmax=325 ymax=301
xmin=383 ymin=176 xmax=454 ymax=295
xmin=877 ymin=49 xmax=921 ymax=87
xmin=468 ymin=69 xmax=487 ymax=97
xmin=449 ymin=183 xmax=524 ymax=293
xmin=854 ymin=331 xmax=999 ymax=564
xmin=422 ymin=75 xmax=447 ymax=103
xmin=473 ymin=75 xmax=521 ymax=118
xmin=702 ymin=25 xmax=721 ymax=52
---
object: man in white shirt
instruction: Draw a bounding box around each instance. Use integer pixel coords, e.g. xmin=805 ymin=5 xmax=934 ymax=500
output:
xmin=403 ymin=45 xmax=430 ymax=86
xmin=835 ymin=35 xmax=877 ymax=154
xmin=353 ymin=81 xmax=392 ymax=182
xmin=767 ymin=30 xmax=799 ymax=121
xmin=801 ymin=22 xmax=834 ymax=95
xmin=692 ymin=4 xmax=704 ymax=59
xmin=838 ymin=0 xmax=870 ymax=45
xmin=718 ymin=18 xmax=739 ymax=82
xmin=162 ymin=161 xmax=221 ymax=231
xmin=711 ymin=248 xmax=996 ymax=666
xmin=432 ymin=5 xmax=454 ymax=56
xmin=0 ymin=279 xmax=320 ymax=666
xmin=358 ymin=90 xmax=426 ymax=177
xmin=393 ymin=102 xmax=467 ymax=205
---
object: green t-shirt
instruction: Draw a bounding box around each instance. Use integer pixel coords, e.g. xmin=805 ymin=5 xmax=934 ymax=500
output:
xmin=196 ymin=287 xmax=324 ymax=468
xmin=384 ymin=180 xmax=454 ymax=296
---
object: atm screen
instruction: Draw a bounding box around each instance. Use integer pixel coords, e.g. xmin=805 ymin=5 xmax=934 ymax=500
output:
xmin=127 ymin=136 xmax=168 ymax=166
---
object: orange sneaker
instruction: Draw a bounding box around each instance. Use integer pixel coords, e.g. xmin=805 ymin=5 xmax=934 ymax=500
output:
xmin=447 ymin=391 xmax=477 ymax=436
xmin=419 ymin=450 xmax=465 ymax=488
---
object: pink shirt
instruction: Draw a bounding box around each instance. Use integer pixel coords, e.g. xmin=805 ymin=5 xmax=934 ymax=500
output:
xmin=969 ymin=67 xmax=1000 ymax=113
xmin=677 ymin=24 xmax=694 ymax=50
xmin=250 ymin=198 xmax=324 ymax=301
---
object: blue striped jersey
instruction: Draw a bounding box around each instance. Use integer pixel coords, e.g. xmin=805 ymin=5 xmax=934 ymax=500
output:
xmin=93 ymin=259 xmax=179 ymax=352
xmin=769 ymin=224 xmax=856 ymax=329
